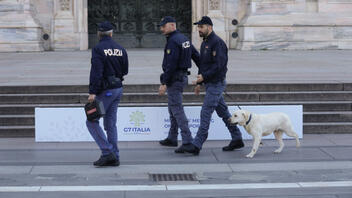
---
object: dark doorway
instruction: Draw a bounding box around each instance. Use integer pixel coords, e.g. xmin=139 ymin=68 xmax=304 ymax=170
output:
xmin=88 ymin=0 xmax=192 ymax=48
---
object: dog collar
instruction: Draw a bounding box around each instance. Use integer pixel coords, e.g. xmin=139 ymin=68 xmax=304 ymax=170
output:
xmin=246 ymin=114 xmax=252 ymax=125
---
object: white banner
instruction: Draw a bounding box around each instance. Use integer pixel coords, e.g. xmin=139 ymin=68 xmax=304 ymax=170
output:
xmin=35 ymin=105 xmax=302 ymax=142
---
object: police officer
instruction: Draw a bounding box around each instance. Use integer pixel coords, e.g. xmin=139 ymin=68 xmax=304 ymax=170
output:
xmin=183 ymin=16 xmax=244 ymax=155
xmin=86 ymin=21 xmax=128 ymax=166
xmin=157 ymin=16 xmax=200 ymax=153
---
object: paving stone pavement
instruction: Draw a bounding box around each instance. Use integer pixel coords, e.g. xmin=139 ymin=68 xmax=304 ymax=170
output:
xmin=0 ymin=50 xmax=351 ymax=86
xmin=0 ymin=135 xmax=351 ymax=197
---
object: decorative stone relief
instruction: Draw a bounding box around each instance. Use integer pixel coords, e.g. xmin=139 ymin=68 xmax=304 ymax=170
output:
xmin=327 ymin=0 xmax=352 ymax=3
xmin=59 ymin=0 xmax=70 ymax=11
xmin=209 ymin=0 xmax=220 ymax=10
xmin=252 ymin=0 xmax=294 ymax=3
xmin=306 ymin=0 xmax=318 ymax=12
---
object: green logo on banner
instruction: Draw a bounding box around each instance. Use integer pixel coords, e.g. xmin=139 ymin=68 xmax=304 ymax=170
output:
xmin=129 ymin=111 xmax=145 ymax=127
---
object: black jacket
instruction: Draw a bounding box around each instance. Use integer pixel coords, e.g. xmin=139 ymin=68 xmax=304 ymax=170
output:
xmin=197 ymin=31 xmax=228 ymax=83
xmin=161 ymin=30 xmax=199 ymax=86
xmin=89 ymin=36 xmax=128 ymax=94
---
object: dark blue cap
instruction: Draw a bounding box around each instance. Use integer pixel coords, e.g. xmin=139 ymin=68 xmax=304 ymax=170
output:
xmin=158 ymin=16 xmax=176 ymax=27
xmin=193 ymin=16 xmax=213 ymax=26
xmin=98 ymin=21 xmax=114 ymax=32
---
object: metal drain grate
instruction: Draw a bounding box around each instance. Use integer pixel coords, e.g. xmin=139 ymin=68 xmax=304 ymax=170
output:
xmin=149 ymin=173 xmax=196 ymax=182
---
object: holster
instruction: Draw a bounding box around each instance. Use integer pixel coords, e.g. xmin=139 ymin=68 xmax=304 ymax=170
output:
xmin=172 ymin=70 xmax=190 ymax=82
xmin=104 ymin=76 xmax=122 ymax=89
xmin=160 ymin=70 xmax=190 ymax=86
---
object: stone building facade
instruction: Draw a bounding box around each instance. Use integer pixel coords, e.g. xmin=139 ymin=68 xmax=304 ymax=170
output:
xmin=0 ymin=0 xmax=352 ymax=52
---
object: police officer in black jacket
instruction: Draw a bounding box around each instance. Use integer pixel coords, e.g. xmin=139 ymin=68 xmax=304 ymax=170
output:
xmin=158 ymin=16 xmax=200 ymax=153
xmin=183 ymin=16 xmax=244 ymax=155
xmin=86 ymin=21 xmax=128 ymax=167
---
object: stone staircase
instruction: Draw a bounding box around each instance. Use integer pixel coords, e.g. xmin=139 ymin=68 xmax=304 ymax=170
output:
xmin=0 ymin=83 xmax=351 ymax=137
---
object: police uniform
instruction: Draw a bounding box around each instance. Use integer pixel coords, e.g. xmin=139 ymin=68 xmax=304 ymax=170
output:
xmin=86 ymin=21 xmax=128 ymax=166
xmin=158 ymin=16 xmax=200 ymax=150
xmin=184 ymin=16 xmax=244 ymax=155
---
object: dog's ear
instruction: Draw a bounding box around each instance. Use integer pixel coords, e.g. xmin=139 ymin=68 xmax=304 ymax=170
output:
xmin=242 ymin=111 xmax=248 ymax=121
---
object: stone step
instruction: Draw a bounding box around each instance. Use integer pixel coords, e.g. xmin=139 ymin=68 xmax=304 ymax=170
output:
xmin=0 ymin=93 xmax=82 ymax=104
xmin=0 ymin=104 xmax=83 ymax=114
xmin=0 ymin=83 xmax=351 ymax=137
xmin=85 ymin=91 xmax=352 ymax=104
xmin=224 ymin=83 xmax=351 ymax=92
xmin=119 ymin=101 xmax=352 ymax=112
xmin=255 ymin=91 xmax=352 ymax=102
xmin=303 ymin=122 xmax=352 ymax=134
xmin=0 ymin=105 xmax=34 ymax=115
xmin=0 ymin=115 xmax=34 ymax=126
xmin=3 ymin=111 xmax=352 ymax=127
xmin=123 ymin=91 xmax=352 ymax=103
xmin=0 ymin=83 xmax=350 ymax=94
xmin=1 ymin=91 xmax=351 ymax=104
xmin=299 ymin=101 xmax=352 ymax=112
xmin=117 ymin=101 xmax=352 ymax=112
xmin=0 ymin=101 xmax=350 ymax=115
xmin=0 ymin=126 xmax=34 ymax=137
xmin=3 ymin=110 xmax=352 ymax=127
xmin=303 ymin=112 xmax=352 ymax=123
xmin=0 ymin=85 xmax=88 ymax=94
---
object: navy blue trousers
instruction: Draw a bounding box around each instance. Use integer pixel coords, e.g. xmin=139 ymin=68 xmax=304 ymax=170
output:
xmin=166 ymin=76 xmax=193 ymax=144
xmin=192 ymin=81 xmax=242 ymax=149
xmin=86 ymin=88 xmax=122 ymax=159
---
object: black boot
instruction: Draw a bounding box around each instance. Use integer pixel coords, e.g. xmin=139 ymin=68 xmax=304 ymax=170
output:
xmin=174 ymin=143 xmax=191 ymax=153
xmin=222 ymin=139 xmax=244 ymax=151
xmin=159 ymin=138 xmax=178 ymax=147
xmin=183 ymin=144 xmax=200 ymax=155
xmin=93 ymin=153 xmax=119 ymax=167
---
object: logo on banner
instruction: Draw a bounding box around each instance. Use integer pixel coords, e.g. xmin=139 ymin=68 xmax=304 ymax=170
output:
xmin=123 ymin=111 xmax=151 ymax=134
xmin=130 ymin=111 xmax=145 ymax=126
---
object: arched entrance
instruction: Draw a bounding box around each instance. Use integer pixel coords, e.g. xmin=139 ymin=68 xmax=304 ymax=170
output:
xmin=88 ymin=0 xmax=192 ymax=48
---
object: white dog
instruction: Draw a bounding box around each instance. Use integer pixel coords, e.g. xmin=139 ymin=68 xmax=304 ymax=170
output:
xmin=229 ymin=110 xmax=300 ymax=158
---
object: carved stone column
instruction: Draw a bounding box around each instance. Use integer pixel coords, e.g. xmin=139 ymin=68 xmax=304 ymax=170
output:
xmin=74 ymin=0 xmax=88 ymax=50
xmin=0 ymin=0 xmax=43 ymax=52
xmin=52 ymin=0 xmax=77 ymax=50
xmin=192 ymin=0 xmax=246 ymax=49
xmin=52 ymin=0 xmax=87 ymax=50
xmin=192 ymin=0 xmax=227 ymax=48
xmin=207 ymin=0 xmax=228 ymax=45
xmin=191 ymin=0 xmax=205 ymax=48
xmin=226 ymin=0 xmax=251 ymax=49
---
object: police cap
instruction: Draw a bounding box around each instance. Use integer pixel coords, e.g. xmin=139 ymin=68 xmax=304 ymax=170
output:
xmin=158 ymin=16 xmax=176 ymax=27
xmin=193 ymin=16 xmax=213 ymax=26
xmin=98 ymin=21 xmax=114 ymax=32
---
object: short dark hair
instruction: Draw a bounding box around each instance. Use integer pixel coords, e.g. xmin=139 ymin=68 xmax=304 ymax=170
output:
xmin=98 ymin=30 xmax=113 ymax=39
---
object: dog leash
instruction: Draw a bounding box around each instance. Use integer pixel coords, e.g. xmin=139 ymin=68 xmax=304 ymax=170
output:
xmin=224 ymin=90 xmax=242 ymax=110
